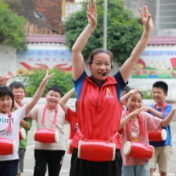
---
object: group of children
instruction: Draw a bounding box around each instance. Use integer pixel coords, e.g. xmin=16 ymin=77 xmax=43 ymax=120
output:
xmin=0 ymin=1 xmax=175 ymax=176
xmin=0 ymin=70 xmax=174 ymax=176
xmin=119 ymin=81 xmax=174 ymax=176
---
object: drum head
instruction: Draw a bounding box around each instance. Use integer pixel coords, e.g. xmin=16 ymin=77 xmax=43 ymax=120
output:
xmin=21 ymin=128 xmax=26 ymax=140
xmin=161 ymin=129 xmax=167 ymax=141
xmin=12 ymin=140 xmax=16 ymax=154
xmin=55 ymin=131 xmax=59 ymax=142
xmin=123 ymin=141 xmax=131 ymax=155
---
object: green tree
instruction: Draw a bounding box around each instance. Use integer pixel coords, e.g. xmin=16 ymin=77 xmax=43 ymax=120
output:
xmin=64 ymin=0 xmax=143 ymax=65
xmin=0 ymin=0 xmax=27 ymax=50
xmin=23 ymin=69 xmax=74 ymax=97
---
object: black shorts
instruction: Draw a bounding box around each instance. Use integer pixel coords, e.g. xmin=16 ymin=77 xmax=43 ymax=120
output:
xmin=69 ymin=148 xmax=122 ymax=176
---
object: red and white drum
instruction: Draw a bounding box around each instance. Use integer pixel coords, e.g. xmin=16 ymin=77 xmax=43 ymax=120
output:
xmin=123 ymin=141 xmax=153 ymax=159
xmin=19 ymin=128 xmax=26 ymax=141
xmin=78 ymin=140 xmax=116 ymax=162
xmin=67 ymin=139 xmax=74 ymax=154
xmin=0 ymin=138 xmax=15 ymax=155
xmin=34 ymin=129 xmax=59 ymax=143
xmin=148 ymin=129 xmax=167 ymax=141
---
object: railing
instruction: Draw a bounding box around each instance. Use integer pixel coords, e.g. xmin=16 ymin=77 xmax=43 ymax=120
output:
xmin=62 ymin=0 xmax=83 ymax=19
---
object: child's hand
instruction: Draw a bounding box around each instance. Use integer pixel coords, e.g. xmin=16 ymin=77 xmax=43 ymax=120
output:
xmin=139 ymin=6 xmax=153 ymax=34
xmin=130 ymin=107 xmax=145 ymax=117
xmin=129 ymin=88 xmax=140 ymax=95
xmin=42 ymin=70 xmax=54 ymax=85
xmin=172 ymin=102 xmax=176 ymax=112
xmin=0 ymin=71 xmax=13 ymax=85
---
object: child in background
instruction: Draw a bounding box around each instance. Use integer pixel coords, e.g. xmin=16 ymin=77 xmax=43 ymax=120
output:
xmin=149 ymin=81 xmax=173 ymax=176
xmin=29 ymin=85 xmax=66 ymax=176
xmin=9 ymin=82 xmax=32 ymax=176
xmin=121 ymin=85 xmax=131 ymax=97
xmin=59 ymin=88 xmax=78 ymax=140
xmin=0 ymin=71 xmax=53 ymax=176
xmin=119 ymin=90 xmax=176 ymax=176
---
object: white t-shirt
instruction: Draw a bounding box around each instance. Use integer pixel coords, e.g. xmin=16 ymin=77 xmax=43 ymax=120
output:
xmin=30 ymin=105 xmax=66 ymax=151
xmin=0 ymin=106 xmax=26 ymax=161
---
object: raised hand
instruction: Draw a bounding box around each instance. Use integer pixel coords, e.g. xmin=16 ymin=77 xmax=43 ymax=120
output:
xmin=87 ymin=0 xmax=97 ymax=30
xmin=139 ymin=6 xmax=153 ymax=34
xmin=42 ymin=70 xmax=54 ymax=85
xmin=0 ymin=71 xmax=13 ymax=85
xmin=129 ymin=88 xmax=140 ymax=95
xmin=172 ymin=101 xmax=176 ymax=112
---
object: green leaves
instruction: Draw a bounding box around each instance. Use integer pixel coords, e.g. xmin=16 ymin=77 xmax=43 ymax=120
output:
xmin=64 ymin=0 xmax=143 ymax=65
xmin=0 ymin=0 xmax=27 ymax=50
xmin=23 ymin=69 xmax=74 ymax=97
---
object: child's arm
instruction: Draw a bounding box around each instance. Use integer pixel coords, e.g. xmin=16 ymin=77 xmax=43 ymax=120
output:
xmin=160 ymin=102 xmax=176 ymax=127
xmin=118 ymin=107 xmax=145 ymax=130
xmin=59 ymin=88 xmax=75 ymax=113
xmin=121 ymin=88 xmax=140 ymax=105
xmin=25 ymin=71 xmax=53 ymax=115
xmin=145 ymin=107 xmax=164 ymax=119
xmin=20 ymin=120 xmax=30 ymax=130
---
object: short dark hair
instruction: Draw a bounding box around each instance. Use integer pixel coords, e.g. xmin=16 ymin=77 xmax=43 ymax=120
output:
xmin=152 ymin=81 xmax=168 ymax=94
xmin=46 ymin=85 xmax=63 ymax=97
xmin=124 ymin=85 xmax=131 ymax=92
xmin=9 ymin=82 xmax=25 ymax=92
xmin=88 ymin=48 xmax=113 ymax=65
xmin=0 ymin=86 xmax=14 ymax=109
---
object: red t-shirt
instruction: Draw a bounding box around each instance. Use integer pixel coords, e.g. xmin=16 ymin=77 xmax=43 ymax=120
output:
xmin=65 ymin=108 xmax=78 ymax=139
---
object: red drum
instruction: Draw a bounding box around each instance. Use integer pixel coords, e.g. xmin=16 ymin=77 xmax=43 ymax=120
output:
xmin=78 ymin=140 xmax=116 ymax=162
xmin=148 ymin=129 xmax=167 ymax=141
xmin=67 ymin=139 xmax=74 ymax=154
xmin=0 ymin=138 xmax=15 ymax=155
xmin=123 ymin=141 xmax=153 ymax=159
xmin=34 ymin=129 xmax=59 ymax=143
xmin=19 ymin=128 xmax=26 ymax=141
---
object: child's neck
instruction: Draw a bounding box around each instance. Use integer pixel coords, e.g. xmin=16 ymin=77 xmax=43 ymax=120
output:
xmin=17 ymin=102 xmax=23 ymax=107
xmin=156 ymin=101 xmax=165 ymax=108
xmin=47 ymin=105 xmax=57 ymax=111
xmin=0 ymin=110 xmax=9 ymax=114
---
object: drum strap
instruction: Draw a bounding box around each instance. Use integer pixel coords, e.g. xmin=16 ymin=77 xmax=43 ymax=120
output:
xmin=76 ymin=128 xmax=118 ymax=142
xmin=42 ymin=105 xmax=58 ymax=126
xmin=154 ymin=102 xmax=167 ymax=113
xmin=127 ymin=112 xmax=144 ymax=137
xmin=8 ymin=112 xmax=12 ymax=133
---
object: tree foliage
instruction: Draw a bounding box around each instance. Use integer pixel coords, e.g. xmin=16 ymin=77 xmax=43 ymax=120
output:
xmin=64 ymin=0 xmax=143 ymax=65
xmin=23 ymin=69 xmax=74 ymax=97
xmin=0 ymin=0 xmax=27 ymax=50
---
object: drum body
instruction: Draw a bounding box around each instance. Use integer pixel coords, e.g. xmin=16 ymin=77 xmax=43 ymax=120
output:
xmin=67 ymin=139 xmax=74 ymax=154
xmin=34 ymin=129 xmax=59 ymax=143
xmin=0 ymin=138 xmax=15 ymax=155
xmin=148 ymin=129 xmax=167 ymax=141
xmin=19 ymin=128 xmax=26 ymax=141
xmin=123 ymin=141 xmax=153 ymax=159
xmin=78 ymin=140 xmax=116 ymax=162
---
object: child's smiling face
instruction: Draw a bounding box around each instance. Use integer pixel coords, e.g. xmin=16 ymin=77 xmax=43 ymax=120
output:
xmin=127 ymin=93 xmax=143 ymax=113
xmin=0 ymin=95 xmax=13 ymax=113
